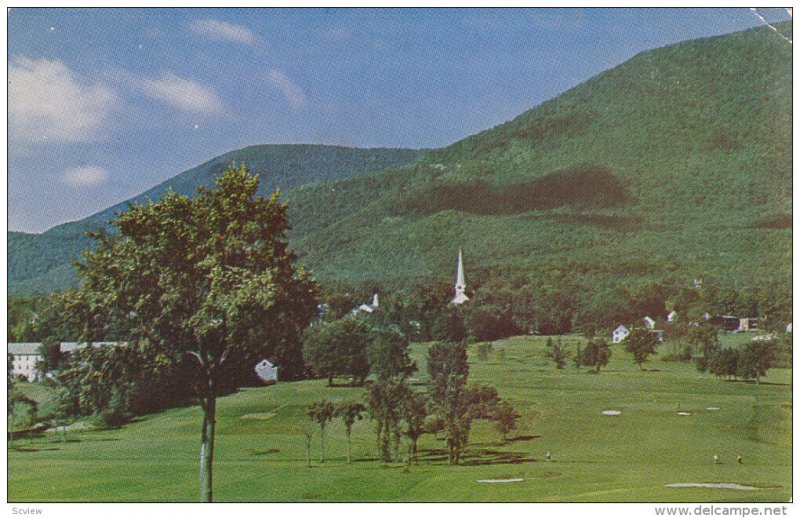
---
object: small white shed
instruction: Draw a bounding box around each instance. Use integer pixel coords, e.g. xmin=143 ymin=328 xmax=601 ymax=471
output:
xmin=643 ymin=316 xmax=656 ymax=330
xmin=667 ymin=311 xmax=679 ymax=323
xmin=255 ymin=359 xmax=278 ymax=383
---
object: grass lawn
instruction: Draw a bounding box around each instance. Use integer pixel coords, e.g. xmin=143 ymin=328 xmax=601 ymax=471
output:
xmin=7 ymin=335 xmax=791 ymax=502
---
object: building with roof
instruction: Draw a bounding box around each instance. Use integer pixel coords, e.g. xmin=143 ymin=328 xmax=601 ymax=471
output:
xmin=255 ymin=359 xmax=278 ymax=383
xmin=612 ymin=325 xmax=630 ymax=344
xmin=8 ymin=343 xmax=42 ymax=381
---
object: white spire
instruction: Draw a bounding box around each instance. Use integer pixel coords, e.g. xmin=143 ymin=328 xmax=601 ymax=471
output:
xmin=455 ymin=248 xmax=466 ymax=290
xmin=450 ymin=248 xmax=469 ymax=305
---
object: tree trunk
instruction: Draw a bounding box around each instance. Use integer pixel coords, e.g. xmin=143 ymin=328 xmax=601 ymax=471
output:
xmin=199 ymin=395 xmax=216 ymax=503
xmin=328 ymin=374 xmax=334 ymax=387
xmin=306 ymin=438 xmax=312 ymax=467
xmin=346 ymin=429 xmax=352 ymax=464
xmin=392 ymin=425 xmax=401 ymax=460
xmin=376 ymin=419 xmax=383 ymax=457
xmin=447 ymin=437 xmax=454 ymax=465
xmin=319 ymin=424 xmax=325 ymax=463
xmin=9 ymin=411 xmax=14 ymax=443
xmin=380 ymin=419 xmax=391 ymax=462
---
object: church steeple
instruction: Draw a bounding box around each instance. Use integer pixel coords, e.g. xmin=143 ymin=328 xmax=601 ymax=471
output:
xmin=450 ymin=248 xmax=469 ymax=305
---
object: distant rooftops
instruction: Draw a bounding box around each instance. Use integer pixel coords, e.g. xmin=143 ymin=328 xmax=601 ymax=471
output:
xmin=7 ymin=342 xmax=41 ymax=355
xmin=58 ymin=342 xmax=123 ymax=353
xmin=8 ymin=341 xmax=124 ymax=356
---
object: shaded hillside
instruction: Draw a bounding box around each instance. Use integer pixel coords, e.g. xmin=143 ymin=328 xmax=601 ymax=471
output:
xmin=9 ymin=145 xmax=423 ymax=295
xmin=285 ymin=22 xmax=792 ymax=293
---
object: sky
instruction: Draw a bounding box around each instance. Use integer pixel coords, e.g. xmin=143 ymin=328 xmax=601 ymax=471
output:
xmin=7 ymin=7 xmax=792 ymax=233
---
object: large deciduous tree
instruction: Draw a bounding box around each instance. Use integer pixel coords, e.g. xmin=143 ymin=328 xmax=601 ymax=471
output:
xmin=303 ymin=317 xmax=371 ymax=386
xmin=67 ymin=164 xmax=318 ymax=502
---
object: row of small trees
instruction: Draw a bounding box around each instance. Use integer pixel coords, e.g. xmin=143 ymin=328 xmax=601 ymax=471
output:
xmin=542 ymin=324 xmax=781 ymax=383
xmin=305 ymin=341 xmax=520 ymax=467
xmin=696 ymin=339 xmax=779 ymax=383
xmin=545 ymin=329 xmax=660 ymax=372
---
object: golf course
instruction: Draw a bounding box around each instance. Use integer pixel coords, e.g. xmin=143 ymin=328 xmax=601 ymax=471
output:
xmin=7 ymin=335 xmax=791 ymax=502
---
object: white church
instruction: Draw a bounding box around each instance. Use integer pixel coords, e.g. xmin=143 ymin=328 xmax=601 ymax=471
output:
xmin=450 ymin=248 xmax=470 ymax=305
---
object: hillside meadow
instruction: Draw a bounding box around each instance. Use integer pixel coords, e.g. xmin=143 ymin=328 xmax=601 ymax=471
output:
xmin=8 ymin=335 xmax=791 ymax=502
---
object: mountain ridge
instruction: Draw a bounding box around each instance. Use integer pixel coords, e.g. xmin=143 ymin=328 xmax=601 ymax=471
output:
xmin=8 ymin=22 xmax=792 ymax=298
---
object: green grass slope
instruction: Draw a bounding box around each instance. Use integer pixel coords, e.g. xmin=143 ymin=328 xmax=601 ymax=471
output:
xmin=287 ymin=23 xmax=792 ymax=292
xmin=8 ymin=336 xmax=791 ymax=502
xmin=8 ymin=145 xmax=423 ymax=296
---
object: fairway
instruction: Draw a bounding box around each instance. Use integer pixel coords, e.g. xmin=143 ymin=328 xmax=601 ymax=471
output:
xmin=8 ymin=336 xmax=791 ymax=502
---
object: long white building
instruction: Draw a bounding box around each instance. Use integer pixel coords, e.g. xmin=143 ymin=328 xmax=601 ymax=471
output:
xmin=8 ymin=341 xmax=122 ymax=382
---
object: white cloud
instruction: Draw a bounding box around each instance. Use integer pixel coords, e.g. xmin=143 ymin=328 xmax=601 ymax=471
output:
xmin=266 ymin=69 xmax=308 ymax=109
xmin=9 ymin=57 xmax=118 ymax=146
xmin=62 ymin=165 xmax=110 ymax=187
xmin=190 ymin=18 xmax=259 ymax=46
xmin=137 ymin=72 xmax=224 ymax=115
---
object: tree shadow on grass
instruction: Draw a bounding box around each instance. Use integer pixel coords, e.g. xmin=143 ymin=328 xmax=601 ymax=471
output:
xmin=721 ymin=379 xmax=790 ymax=386
xmin=250 ymin=448 xmax=281 ymax=456
xmin=507 ymin=435 xmax=541 ymax=442
xmin=10 ymin=445 xmax=61 ymax=452
xmin=416 ymin=447 xmax=537 ymax=466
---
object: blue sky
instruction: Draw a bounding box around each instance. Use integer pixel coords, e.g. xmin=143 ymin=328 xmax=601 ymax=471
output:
xmin=7 ymin=7 xmax=791 ymax=233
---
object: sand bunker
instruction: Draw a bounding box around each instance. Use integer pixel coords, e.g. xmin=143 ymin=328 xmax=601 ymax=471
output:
xmin=706 ymin=407 xmax=720 ymax=411
xmin=602 ymin=410 xmax=622 ymax=415
xmin=476 ymin=478 xmax=524 ymax=483
xmin=677 ymin=411 xmax=692 ymax=416
xmin=46 ymin=422 xmax=92 ymax=433
xmin=240 ymin=413 xmax=276 ymax=420
xmin=665 ymin=483 xmax=757 ymax=491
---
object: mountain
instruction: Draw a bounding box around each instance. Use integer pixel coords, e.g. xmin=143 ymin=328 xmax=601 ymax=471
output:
xmin=9 ymin=23 xmax=792 ymax=300
xmin=8 ymin=145 xmax=424 ymax=295
xmin=283 ymin=22 xmax=791 ymax=294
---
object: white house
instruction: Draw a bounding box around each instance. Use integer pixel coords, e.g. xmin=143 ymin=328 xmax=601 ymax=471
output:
xmin=450 ymin=248 xmax=470 ymax=305
xmin=255 ymin=359 xmax=278 ymax=383
xmin=8 ymin=343 xmax=42 ymax=381
xmin=643 ymin=316 xmax=656 ymax=330
xmin=787 ymin=323 xmax=793 ymax=334
xmin=667 ymin=311 xmax=679 ymax=323
xmin=612 ymin=325 xmax=630 ymax=344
